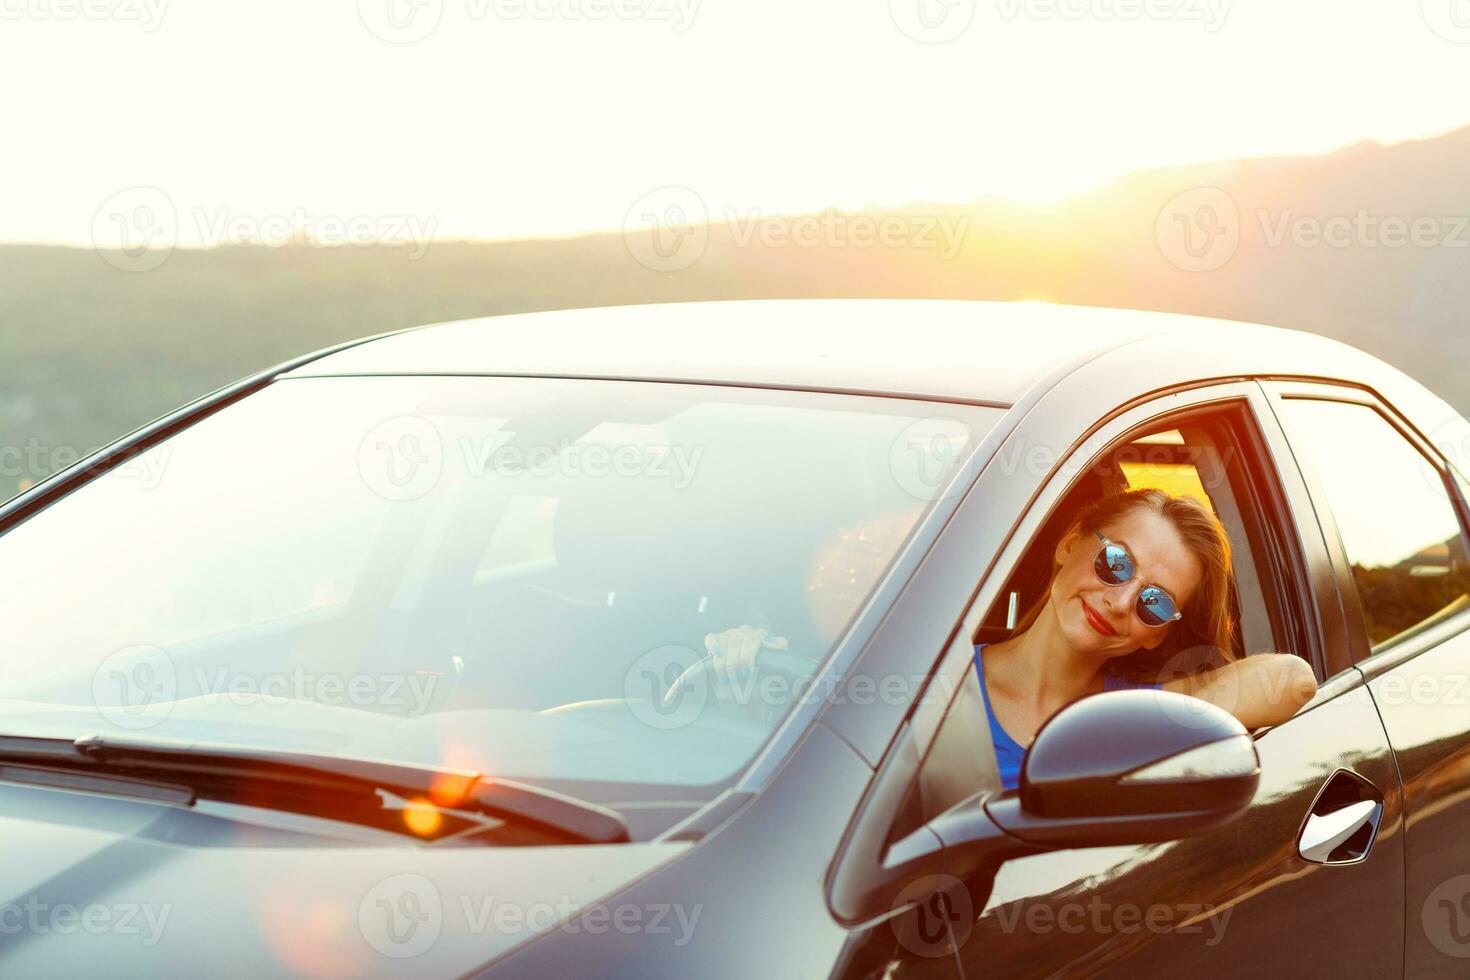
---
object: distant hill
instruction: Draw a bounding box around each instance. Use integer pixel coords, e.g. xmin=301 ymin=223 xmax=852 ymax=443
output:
xmin=3 ymin=125 xmax=1468 ymax=497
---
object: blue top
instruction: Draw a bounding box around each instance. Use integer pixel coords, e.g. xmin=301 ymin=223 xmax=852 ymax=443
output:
xmin=974 ymin=642 xmax=1161 ymax=791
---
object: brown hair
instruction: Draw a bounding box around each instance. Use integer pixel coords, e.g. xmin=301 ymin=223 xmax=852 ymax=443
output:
xmin=1013 ymin=487 xmax=1239 ymax=683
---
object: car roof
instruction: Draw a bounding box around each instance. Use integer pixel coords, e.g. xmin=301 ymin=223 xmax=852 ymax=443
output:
xmin=282 ymin=298 xmax=1383 ymax=407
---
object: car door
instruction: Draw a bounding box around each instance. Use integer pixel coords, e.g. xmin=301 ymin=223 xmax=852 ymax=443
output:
xmin=847 ymin=379 xmax=1408 ymax=979
xmin=1265 ymin=381 xmax=1470 ymax=978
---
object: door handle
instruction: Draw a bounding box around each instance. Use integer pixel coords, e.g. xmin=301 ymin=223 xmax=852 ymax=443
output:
xmin=1299 ymin=800 xmax=1379 ymax=863
xmin=1297 ymin=769 xmax=1384 ymax=865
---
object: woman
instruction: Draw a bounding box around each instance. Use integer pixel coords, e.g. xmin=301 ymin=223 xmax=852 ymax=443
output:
xmin=707 ymin=488 xmax=1318 ymax=790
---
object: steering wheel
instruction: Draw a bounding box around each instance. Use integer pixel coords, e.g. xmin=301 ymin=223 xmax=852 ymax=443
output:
xmin=660 ymin=644 xmax=823 ymax=720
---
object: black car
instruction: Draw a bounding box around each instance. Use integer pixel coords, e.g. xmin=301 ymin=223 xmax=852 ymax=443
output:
xmin=2 ymin=299 xmax=1469 ymax=977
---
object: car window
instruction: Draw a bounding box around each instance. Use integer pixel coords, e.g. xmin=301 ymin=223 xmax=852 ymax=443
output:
xmin=0 ymin=375 xmax=1002 ymax=790
xmin=947 ymin=403 xmax=1311 ymax=803
xmin=978 ymin=412 xmax=1283 ymax=666
xmin=1278 ymin=398 xmax=1470 ymax=653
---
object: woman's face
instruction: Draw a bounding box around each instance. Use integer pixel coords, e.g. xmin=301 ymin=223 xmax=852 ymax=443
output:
xmin=1048 ymin=506 xmax=1204 ymax=659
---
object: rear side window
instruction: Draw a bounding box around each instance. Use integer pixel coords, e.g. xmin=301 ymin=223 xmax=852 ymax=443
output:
xmin=1279 ymin=398 xmax=1470 ymax=652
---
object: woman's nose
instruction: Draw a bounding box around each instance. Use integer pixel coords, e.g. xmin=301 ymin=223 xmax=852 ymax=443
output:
xmin=1102 ymin=578 xmax=1144 ymax=614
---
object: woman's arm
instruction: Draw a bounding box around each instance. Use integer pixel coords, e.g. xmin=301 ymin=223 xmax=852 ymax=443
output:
xmin=1160 ymin=653 xmax=1318 ymax=730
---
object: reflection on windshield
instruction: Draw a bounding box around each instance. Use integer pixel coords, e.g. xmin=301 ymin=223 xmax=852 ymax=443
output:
xmin=0 ymin=376 xmax=1000 ymax=789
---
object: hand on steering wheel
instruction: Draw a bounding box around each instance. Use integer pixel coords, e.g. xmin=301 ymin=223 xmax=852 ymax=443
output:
xmin=659 ymin=625 xmax=820 ymax=721
xmin=705 ymin=624 xmax=787 ymax=686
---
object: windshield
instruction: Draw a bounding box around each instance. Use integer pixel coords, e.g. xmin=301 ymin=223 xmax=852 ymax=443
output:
xmin=0 ymin=376 xmax=1000 ymax=793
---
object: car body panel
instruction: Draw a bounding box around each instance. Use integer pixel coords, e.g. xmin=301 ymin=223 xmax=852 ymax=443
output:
xmin=0 ymin=781 xmax=693 ymax=978
xmin=278 ymin=299 xmax=1179 ymax=405
xmin=474 ymin=722 xmax=875 ymax=979
xmin=960 ymin=672 xmax=1404 ymax=978
xmin=1261 ymin=381 xmax=1470 ymax=977
xmin=1362 ymin=628 xmax=1470 ymax=977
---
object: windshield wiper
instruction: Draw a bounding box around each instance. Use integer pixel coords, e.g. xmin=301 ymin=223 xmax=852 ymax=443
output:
xmin=0 ymin=734 xmax=630 ymax=845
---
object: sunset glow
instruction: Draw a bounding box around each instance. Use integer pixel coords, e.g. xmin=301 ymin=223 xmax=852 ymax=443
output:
xmin=3 ymin=1 xmax=1469 ymax=246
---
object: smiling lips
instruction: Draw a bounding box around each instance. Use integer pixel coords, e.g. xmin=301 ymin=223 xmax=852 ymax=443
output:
xmin=1082 ymin=599 xmax=1118 ymax=637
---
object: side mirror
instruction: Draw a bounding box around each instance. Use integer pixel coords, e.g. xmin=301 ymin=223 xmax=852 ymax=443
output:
xmin=983 ymin=689 xmax=1260 ymax=847
xmin=829 ymin=690 xmax=1261 ymax=924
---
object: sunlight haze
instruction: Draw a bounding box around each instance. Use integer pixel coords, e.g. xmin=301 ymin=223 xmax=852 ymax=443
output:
xmin=4 ymin=0 xmax=1470 ymax=245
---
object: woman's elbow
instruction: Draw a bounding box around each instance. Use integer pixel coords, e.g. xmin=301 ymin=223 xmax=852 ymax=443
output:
xmin=1286 ymin=655 xmax=1318 ymax=707
xmin=1258 ymin=654 xmax=1317 ymax=726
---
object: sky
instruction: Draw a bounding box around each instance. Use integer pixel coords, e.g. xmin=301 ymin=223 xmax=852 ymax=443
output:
xmin=5 ymin=0 xmax=1470 ymax=247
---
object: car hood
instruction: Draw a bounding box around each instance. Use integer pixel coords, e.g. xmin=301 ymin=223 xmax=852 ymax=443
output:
xmin=0 ymin=780 xmax=692 ymax=978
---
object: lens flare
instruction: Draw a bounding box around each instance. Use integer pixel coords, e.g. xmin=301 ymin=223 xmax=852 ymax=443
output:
xmin=402 ymin=797 xmax=442 ymax=837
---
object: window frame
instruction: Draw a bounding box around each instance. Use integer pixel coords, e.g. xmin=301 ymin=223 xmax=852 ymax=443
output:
xmin=973 ymin=410 xmax=1293 ymax=665
xmin=1263 ymin=380 xmax=1470 ymax=676
xmin=905 ymin=382 xmax=1331 ymax=819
